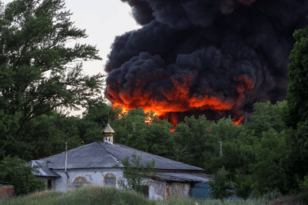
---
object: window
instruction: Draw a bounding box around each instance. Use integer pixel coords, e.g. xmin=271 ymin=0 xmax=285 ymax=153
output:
xmin=141 ymin=185 xmax=149 ymax=197
xmin=104 ymin=173 xmax=116 ymax=186
xmin=47 ymin=179 xmax=52 ymax=189
xmin=105 ymin=178 xmax=115 ymax=185
xmin=73 ymin=177 xmax=89 ymax=188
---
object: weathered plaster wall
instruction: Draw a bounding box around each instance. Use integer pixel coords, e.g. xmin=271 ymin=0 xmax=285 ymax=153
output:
xmin=35 ymin=178 xmax=54 ymax=191
xmin=149 ymin=180 xmax=165 ymax=200
xmin=165 ymin=182 xmax=191 ymax=199
xmin=53 ymin=168 xmax=126 ymax=192
xmin=147 ymin=180 xmax=191 ymax=200
xmin=51 ymin=169 xmax=192 ymax=200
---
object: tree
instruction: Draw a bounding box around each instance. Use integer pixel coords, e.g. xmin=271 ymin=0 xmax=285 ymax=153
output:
xmin=281 ymin=20 xmax=308 ymax=194
xmin=245 ymin=100 xmax=287 ymax=138
xmin=0 ymin=110 xmax=20 ymax=160
xmin=19 ymin=110 xmax=83 ymax=161
xmin=230 ymin=170 xmax=254 ymax=200
xmin=0 ymin=0 xmax=105 ymax=126
xmin=283 ymin=22 xmax=308 ymax=130
xmin=207 ymin=167 xmax=234 ymax=200
xmin=113 ymin=153 xmax=158 ymax=197
xmin=250 ymin=128 xmax=294 ymax=195
xmin=0 ymin=155 xmax=46 ymax=197
xmin=173 ymin=115 xmax=216 ymax=169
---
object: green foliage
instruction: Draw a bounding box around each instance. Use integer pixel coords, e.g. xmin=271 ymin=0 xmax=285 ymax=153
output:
xmin=111 ymin=107 xmax=176 ymax=160
xmin=206 ymin=118 xmax=256 ymax=175
xmin=281 ymin=21 xmax=308 ymax=195
xmin=260 ymin=189 xmax=283 ymax=202
xmin=0 ymin=155 xmax=46 ymax=197
xmin=0 ymin=183 xmax=274 ymax=205
xmin=208 ymin=167 xmax=233 ymax=199
xmin=0 ymin=0 xmax=106 ymax=162
xmin=231 ymin=171 xmax=254 ymax=200
xmin=0 ymin=110 xmax=21 ymax=161
xmin=0 ymin=0 xmax=104 ymax=123
xmin=298 ymin=173 xmax=308 ymax=192
xmin=283 ymin=22 xmax=308 ymax=129
xmin=174 ymin=115 xmax=216 ymax=169
xmin=250 ymin=128 xmax=292 ymax=195
xmin=245 ymin=101 xmax=287 ymax=138
xmin=4 ymin=110 xmax=83 ymax=161
xmin=113 ymin=153 xmax=158 ymax=196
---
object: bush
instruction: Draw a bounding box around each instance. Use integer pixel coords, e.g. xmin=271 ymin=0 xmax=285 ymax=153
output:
xmin=261 ymin=188 xmax=283 ymax=201
xmin=298 ymin=173 xmax=308 ymax=192
xmin=231 ymin=172 xmax=254 ymax=200
xmin=208 ymin=167 xmax=233 ymax=199
xmin=0 ymin=155 xmax=46 ymax=197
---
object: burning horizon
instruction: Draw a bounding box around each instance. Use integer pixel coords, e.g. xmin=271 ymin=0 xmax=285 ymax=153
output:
xmin=105 ymin=0 xmax=308 ymax=127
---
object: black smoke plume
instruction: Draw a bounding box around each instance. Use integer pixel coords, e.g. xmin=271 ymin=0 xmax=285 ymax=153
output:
xmin=104 ymin=0 xmax=308 ymax=123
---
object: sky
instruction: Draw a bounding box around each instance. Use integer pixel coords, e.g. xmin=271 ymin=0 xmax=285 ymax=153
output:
xmin=1 ymin=0 xmax=141 ymax=117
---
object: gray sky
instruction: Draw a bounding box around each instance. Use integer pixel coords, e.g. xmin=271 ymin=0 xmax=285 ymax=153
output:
xmin=1 ymin=0 xmax=141 ymax=117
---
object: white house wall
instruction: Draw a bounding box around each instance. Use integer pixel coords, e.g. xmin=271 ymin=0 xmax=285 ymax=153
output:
xmin=45 ymin=169 xmax=191 ymax=200
xmin=52 ymin=168 xmax=124 ymax=192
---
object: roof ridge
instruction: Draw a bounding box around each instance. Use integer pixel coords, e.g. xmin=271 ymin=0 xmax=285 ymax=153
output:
xmin=115 ymin=143 xmax=199 ymax=168
xmin=96 ymin=142 xmax=123 ymax=166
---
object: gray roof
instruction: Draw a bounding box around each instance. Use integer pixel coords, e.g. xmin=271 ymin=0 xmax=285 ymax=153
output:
xmin=103 ymin=123 xmax=115 ymax=133
xmin=29 ymin=142 xmax=204 ymax=178
xmin=153 ymin=172 xmax=211 ymax=183
xmin=29 ymin=160 xmax=61 ymax=178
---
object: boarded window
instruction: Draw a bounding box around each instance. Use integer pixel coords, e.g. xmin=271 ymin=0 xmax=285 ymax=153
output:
xmin=105 ymin=178 xmax=115 ymax=185
xmin=104 ymin=173 xmax=116 ymax=186
xmin=73 ymin=177 xmax=89 ymax=188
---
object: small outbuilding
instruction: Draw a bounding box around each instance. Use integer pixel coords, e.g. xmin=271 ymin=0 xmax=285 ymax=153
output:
xmin=0 ymin=181 xmax=15 ymax=201
xmin=28 ymin=123 xmax=211 ymax=200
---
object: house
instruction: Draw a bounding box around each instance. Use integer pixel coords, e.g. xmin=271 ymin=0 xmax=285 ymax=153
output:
xmin=28 ymin=123 xmax=211 ymax=200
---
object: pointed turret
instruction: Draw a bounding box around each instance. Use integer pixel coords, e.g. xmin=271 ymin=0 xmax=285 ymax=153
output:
xmin=103 ymin=123 xmax=114 ymax=144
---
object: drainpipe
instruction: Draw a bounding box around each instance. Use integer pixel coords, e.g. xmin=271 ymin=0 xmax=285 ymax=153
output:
xmin=64 ymin=139 xmax=70 ymax=188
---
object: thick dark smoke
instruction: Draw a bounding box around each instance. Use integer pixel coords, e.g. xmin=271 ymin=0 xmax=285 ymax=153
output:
xmin=104 ymin=0 xmax=308 ymax=123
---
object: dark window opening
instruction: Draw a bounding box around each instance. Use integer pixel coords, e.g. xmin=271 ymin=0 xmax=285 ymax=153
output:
xmin=47 ymin=179 xmax=52 ymax=189
xmin=141 ymin=185 xmax=149 ymax=197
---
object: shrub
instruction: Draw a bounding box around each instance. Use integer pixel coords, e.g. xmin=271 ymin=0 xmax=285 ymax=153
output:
xmin=0 ymin=155 xmax=46 ymax=197
xmin=298 ymin=173 xmax=308 ymax=192
xmin=207 ymin=167 xmax=233 ymax=199
xmin=231 ymin=172 xmax=253 ymax=200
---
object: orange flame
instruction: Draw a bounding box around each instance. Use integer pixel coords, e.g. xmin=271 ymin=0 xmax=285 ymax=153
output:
xmin=108 ymin=74 xmax=254 ymax=128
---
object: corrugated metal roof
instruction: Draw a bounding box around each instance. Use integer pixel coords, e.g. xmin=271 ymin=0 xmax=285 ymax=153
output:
xmin=29 ymin=141 xmax=204 ymax=178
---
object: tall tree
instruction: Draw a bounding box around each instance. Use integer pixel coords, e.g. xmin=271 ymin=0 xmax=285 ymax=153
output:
xmin=0 ymin=0 xmax=104 ymax=126
xmin=283 ymin=22 xmax=308 ymax=129
xmin=282 ymin=19 xmax=308 ymax=192
xmin=0 ymin=0 xmax=104 ymax=160
xmin=245 ymin=100 xmax=287 ymax=138
xmin=250 ymin=128 xmax=293 ymax=195
xmin=174 ymin=115 xmax=216 ymax=170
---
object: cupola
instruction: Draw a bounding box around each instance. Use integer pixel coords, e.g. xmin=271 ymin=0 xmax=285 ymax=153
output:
xmin=103 ymin=123 xmax=115 ymax=144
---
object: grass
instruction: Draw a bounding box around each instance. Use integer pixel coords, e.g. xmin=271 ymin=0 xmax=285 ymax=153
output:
xmin=0 ymin=184 xmax=307 ymax=205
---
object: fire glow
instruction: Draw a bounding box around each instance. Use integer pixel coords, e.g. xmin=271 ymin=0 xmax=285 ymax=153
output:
xmin=110 ymin=74 xmax=253 ymax=129
xmin=105 ymin=0 xmax=308 ymax=132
